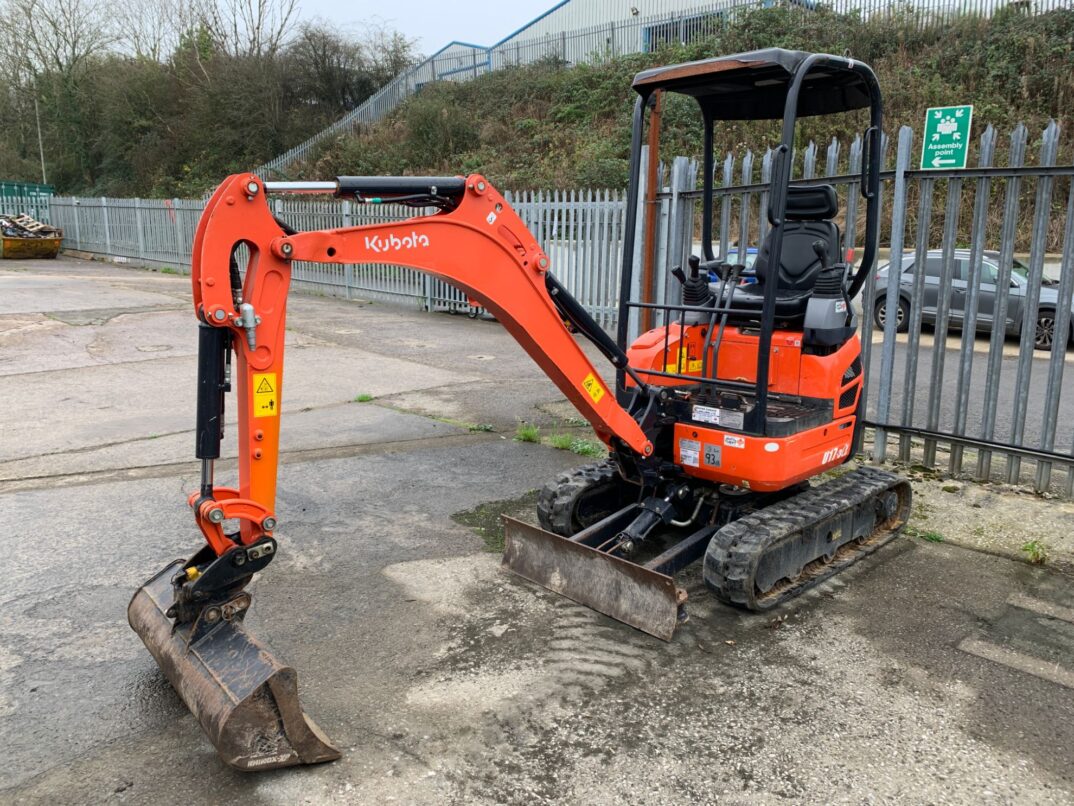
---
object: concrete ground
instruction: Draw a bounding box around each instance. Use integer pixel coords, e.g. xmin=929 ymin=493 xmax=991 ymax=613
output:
xmin=2 ymin=257 xmax=1074 ymax=805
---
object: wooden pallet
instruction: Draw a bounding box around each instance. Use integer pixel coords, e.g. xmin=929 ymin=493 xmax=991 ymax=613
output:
xmin=10 ymin=214 xmax=54 ymax=233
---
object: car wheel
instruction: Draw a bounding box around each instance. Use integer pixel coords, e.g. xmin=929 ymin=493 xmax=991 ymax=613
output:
xmin=873 ymin=297 xmax=909 ymax=333
xmin=1034 ymin=310 xmax=1061 ymax=351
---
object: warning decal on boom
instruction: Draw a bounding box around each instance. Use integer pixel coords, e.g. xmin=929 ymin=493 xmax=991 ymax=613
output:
xmin=253 ymin=373 xmax=278 ymax=418
xmin=582 ymin=373 xmax=606 ymax=404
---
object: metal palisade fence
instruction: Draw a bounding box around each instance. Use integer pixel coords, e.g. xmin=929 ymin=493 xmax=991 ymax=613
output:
xmin=46 ymin=190 xmax=629 ymax=328
xmin=866 ymin=122 xmax=1074 ymax=497
xmin=510 ymin=189 xmax=627 ymax=329
xmin=652 ymin=122 xmax=1074 ymax=497
xmin=43 ymin=119 xmax=1074 ymax=497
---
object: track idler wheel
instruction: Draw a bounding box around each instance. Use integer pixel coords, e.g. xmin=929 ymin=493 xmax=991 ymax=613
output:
xmin=128 ymin=559 xmax=340 ymax=771
xmin=537 ymin=460 xmax=636 ymax=537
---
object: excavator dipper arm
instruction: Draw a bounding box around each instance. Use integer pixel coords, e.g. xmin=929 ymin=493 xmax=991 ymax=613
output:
xmin=129 ymin=172 xmax=654 ymax=771
xmin=192 ymin=172 xmax=651 ymax=551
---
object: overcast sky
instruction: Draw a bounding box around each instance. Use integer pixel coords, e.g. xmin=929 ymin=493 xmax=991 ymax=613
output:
xmin=296 ymin=1 xmax=558 ymax=54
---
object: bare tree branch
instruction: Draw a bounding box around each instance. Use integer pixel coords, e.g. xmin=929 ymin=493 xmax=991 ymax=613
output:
xmin=197 ymin=0 xmax=297 ymax=58
xmin=112 ymin=0 xmax=193 ymax=61
xmin=1 ymin=0 xmax=115 ymax=76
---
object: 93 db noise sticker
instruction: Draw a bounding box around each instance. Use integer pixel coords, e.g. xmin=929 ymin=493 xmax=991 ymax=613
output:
xmin=703 ymin=444 xmax=721 ymax=467
xmin=680 ymin=439 xmax=722 ymax=468
xmin=253 ymin=372 xmax=278 ymax=418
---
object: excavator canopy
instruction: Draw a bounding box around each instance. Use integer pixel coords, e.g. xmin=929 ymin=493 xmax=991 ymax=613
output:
xmin=631 ymin=47 xmax=876 ymax=120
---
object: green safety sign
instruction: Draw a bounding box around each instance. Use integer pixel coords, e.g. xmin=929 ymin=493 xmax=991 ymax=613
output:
xmin=921 ymin=105 xmax=973 ymax=170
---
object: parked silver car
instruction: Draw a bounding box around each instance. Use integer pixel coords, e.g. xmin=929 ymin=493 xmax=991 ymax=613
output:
xmin=872 ymin=250 xmax=1072 ymax=350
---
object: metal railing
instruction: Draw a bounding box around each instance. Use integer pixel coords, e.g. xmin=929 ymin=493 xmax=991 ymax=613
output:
xmin=46 ymin=190 xmax=629 ymax=324
xmin=45 ymin=118 xmax=1074 ymax=497
xmin=255 ymin=0 xmax=1057 ymax=177
xmin=654 ymin=122 xmax=1074 ymax=496
xmin=866 ymin=122 xmax=1074 ymax=496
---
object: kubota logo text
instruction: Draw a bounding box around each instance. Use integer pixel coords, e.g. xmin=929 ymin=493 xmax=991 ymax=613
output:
xmin=821 ymin=443 xmax=851 ymax=464
xmin=364 ymin=232 xmax=430 ymax=253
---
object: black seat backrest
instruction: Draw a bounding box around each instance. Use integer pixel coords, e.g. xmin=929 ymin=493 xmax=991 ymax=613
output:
xmin=754 ymin=184 xmax=841 ymax=292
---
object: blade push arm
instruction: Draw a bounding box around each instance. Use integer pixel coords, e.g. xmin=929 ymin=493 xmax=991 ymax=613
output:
xmin=189 ymin=172 xmax=652 ymax=557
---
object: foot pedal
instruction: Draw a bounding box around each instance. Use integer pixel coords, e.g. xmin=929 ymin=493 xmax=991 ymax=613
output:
xmin=128 ymin=560 xmax=340 ymax=770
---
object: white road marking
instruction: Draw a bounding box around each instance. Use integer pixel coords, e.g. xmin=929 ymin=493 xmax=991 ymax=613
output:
xmin=958 ymin=638 xmax=1074 ymax=691
xmin=1007 ymin=592 xmax=1074 ymax=625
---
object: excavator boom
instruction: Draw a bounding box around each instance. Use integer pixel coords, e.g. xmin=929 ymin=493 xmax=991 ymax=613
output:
xmin=129 ymin=172 xmax=656 ymax=770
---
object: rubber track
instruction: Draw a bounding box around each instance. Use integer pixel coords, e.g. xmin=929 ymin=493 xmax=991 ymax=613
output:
xmin=536 ymin=460 xmax=618 ymax=536
xmin=703 ymin=467 xmax=911 ymax=611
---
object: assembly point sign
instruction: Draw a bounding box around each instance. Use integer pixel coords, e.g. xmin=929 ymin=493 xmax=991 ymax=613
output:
xmin=921 ymin=105 xmax=973 ymax=170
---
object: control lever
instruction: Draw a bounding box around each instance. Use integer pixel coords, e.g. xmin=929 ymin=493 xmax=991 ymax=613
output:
xmin=707 ymin=262 xmax=744 ymax=282
xmin=812 ymin=240 xmax=828 ymax=267
xmin=811 ymin=239 xmax=850 ymax=293
xmin=672 ymin=255 xmax=703 ymax=286
xmin=680 ymin=255 xmax=712 ymax=316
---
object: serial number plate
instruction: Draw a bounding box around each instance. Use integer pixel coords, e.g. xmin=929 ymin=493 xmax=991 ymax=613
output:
xmin=692 ymin=404 xmax=744 ymax=430
xmin=679 ymin=438 xmax=700 ymax=467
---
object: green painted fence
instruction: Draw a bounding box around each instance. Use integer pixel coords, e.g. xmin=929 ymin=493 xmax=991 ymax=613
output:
xmin=0 ymin=181 xmax=54 ymax=222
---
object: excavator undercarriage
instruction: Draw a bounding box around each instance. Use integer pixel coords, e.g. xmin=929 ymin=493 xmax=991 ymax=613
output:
xmin=509 ymin=462 xmax=910 ymax=639
xmin=129 ymin=48 xmax=911 ymax=770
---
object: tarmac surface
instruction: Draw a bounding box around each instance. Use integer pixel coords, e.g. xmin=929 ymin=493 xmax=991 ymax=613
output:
xmin=2 ymin=257 xmax=1074 ymax=805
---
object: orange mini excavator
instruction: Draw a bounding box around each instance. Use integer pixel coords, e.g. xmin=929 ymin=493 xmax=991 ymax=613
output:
xmin=129 ymin=49 xmax=910 ymax=770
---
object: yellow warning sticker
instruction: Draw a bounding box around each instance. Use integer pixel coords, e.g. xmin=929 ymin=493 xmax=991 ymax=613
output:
xmin=253 ymin=372 xmax=278 ymax=418
xmin=665 ymin=348 xmax=702 ymax=374
xmin=666 ymin=359 xmax=703 ymax=373
xmin=582 ymin=372 xmax=605 ymax=404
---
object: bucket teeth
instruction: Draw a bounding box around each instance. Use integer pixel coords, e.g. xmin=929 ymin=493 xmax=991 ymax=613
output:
xmin=128 ymin=559 xmax=340 ymax=771
xmin=502 ymin=517 xmax=681 ymax=641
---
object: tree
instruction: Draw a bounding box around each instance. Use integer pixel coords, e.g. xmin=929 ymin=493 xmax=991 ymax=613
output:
xmin=113 ymin=0 xmax=195 ymax=62
xmin=5 ymin=0 xmax=115 ymax=75
xmin=0 ymin=0 xmax=416 ymax=193
xmin=359 ymin=23 xmax=417 ymax=87
xmin=198 ymin=0 xmax=298 ymax=58
xmin=0 ymin=0 xmax=117 ymax=186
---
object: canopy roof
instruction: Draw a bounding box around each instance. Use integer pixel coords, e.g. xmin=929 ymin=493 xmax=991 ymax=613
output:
xmin=632 ymin=48 xmax=874 ymax=120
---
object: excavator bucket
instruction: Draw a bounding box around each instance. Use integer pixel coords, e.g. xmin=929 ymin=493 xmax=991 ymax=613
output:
xmin=502 ymin=516 xmax=683 ymax=641
xmin=128 ymin=559 xmax=340 ymax=771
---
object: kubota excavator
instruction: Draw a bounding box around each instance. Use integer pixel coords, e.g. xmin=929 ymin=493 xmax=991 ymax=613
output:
xmin=129 ymin=49 xmax=911 ymax=771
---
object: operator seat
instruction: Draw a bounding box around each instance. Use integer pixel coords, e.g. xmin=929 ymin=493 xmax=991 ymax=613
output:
xmin=721 ymin=184 xmax=841 ymax=324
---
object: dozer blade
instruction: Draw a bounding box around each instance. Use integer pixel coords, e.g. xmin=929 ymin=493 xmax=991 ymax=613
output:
xmin=502 ymin=516 xmax=681 ymax=641
xmin=128 ymin=559 xmax=340 ymax=771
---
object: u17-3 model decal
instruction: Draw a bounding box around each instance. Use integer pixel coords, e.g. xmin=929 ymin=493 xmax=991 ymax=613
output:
xmin=821 ymin=443 xmax=851 ymax=464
